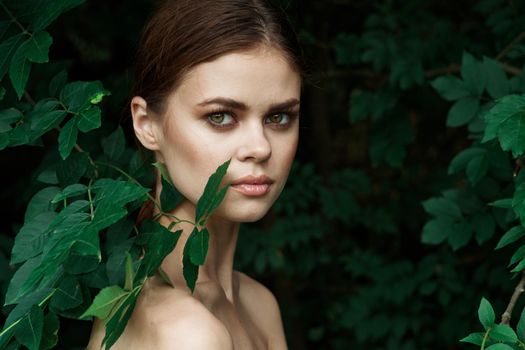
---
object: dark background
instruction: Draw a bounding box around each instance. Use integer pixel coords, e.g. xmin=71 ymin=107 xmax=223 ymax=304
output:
xmin=1 ymin=0 xmax=525 ymax=349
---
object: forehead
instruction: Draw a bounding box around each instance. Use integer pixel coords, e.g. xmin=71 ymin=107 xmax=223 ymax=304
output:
xmin=169 ymin=47 xmax=301 ymax=109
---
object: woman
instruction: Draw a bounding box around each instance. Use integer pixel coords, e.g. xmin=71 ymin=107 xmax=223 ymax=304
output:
xmin=88 ymin=0 xmax=306 ymax=348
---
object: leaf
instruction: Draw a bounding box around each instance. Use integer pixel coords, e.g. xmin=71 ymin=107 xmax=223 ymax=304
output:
xmin=448 ymin=147 xmax=487 ymax=174
xmin=124 ymin=252 xmax=134 ymax=291
xmin=49 ymin=275 xmax=83 ymax=311
xmin=11 ymin=212 xmax=56 ymax=265
xmin=482 ymin=94 xmax=525 ymax=157
xmin=56 ymin=152 xmax=89 ymax=186
xmin=0 ymin=108 xmax=23 ymax=125
xmin=24 ymin=186 xmax=60 ymax=222
xmin=5 ymin=256 xmax=42 ymax=305
xmin=80 ymin=285 xmax=128 ymax=320
xmin=60 ymin=80 xmax=109 ymax=113
xmin=134 ymin=220 xmax=181 ymax=280
xmin=478 ymin=297 xmax=495 ymax=329
xmin=0 ymin=34 xmax=24 ymax=80
xmin=160 ymin=176 xmax=184 ymax=212
xmin=183 ymin=233 xmax=199 ymax=293
xmin=459 ymin=332 xmax=484 ymax=345
xmin=189 ymin=228 xmax=209 ymax=265
xmin=77 ymin=106 xmax=101 ymax=132
xmin=421 ymin=218 xmax=451 ymax=244
xmin=496 ymin=225 xmax=525 ymax=249
xmin=421 ymin=197 xmax=462 ymax=219
xmin=30 ymin=0 xmax=87 ymax=31
xmin=58 ymin=117 xmax=78 ymax=159
xmin=49 ymin=70 xmax=67 ymax=97
xmin=14 ymin=305 xmax=44 ymax=350
xmin=101 ymin=127 xmax=125 ymax=161
xmin=513 ymin=183 xmax=525 ymax=225
xmin=29 ymin=110 xmax=68 ymax=138
xmin=485 ymin=344 xmax=514 ymax=350
xmin=152 ymin=162 xmax=174 ymax=186
xmin=517 ymin=306 xmax=525 ymax=341
xmin=20 ymin=31 xmax=53 ymax=64
xmin=482 ymin=56 xmax=509 ymax=99
xmin=430 ymin=75 xmax=470 ymax=101
xmin=0 ymin=86 xmax=4 ymax=101
xmin=51 ymin=184 xmax=88 ymax=204
xmin=195 ymin=159 xmax=231 ymax=223
xmin=446 ymin=97 xmax=480 ymax=127
xmin=473 ymin=213 xmax=495 ymax=245
xmin=461 ymin=51 xmax=485 ymax=96
xmin=40 ymin=312 xmax=59 ymax=350
xmin=9 ymin=44 xmax=32 ymax=99
xmin=102 ymin=287 xmax=140 ymax=349
xmin=490 ymin=323 xmax=518 ymax=342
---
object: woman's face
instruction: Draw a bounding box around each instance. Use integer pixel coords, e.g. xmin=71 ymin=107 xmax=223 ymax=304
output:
xmin=137 ymin=46 xmax=301 ymax=222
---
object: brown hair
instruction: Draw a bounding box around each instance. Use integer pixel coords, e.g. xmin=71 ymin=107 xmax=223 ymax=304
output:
xmin=133 ymin=0 xmax=307 ymax=114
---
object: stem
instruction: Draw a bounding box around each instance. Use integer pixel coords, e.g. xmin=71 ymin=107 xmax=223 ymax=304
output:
xmin=0 ymin=2 xmax=28 ymax=34
xmin=481 ymin=328 xmax=491 ymax=350
xmin=501 ymin=272 xmax=525 ymax=325
xmin=496 ymin=31 xmax=525 ymax=61
xmin=88 ymin=179 xmax=94 ymax=220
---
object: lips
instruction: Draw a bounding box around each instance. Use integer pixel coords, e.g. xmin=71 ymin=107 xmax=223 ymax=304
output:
xmin=231 ymin=175 xmax=274 ymax=196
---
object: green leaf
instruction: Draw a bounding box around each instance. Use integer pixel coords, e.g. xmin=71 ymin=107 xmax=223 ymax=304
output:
xmin=80 ymin=285 xmax=128 ymax=320
xmin=58 ymin=117 xmax=78 ymax=159
xmin=485 ymin=344 xmax=514 ymax=350
xmin=0 ymin=86 xmax=5 ymax=101
xmin=101 ymin=287 xmax=140 ymax=349
xmin=49 ymin=275 xmax=83 ymax=311
xmin=517 ymin=306 xmax=525 ymax=341
xmin=430 ymin=75 xmax=470 ymax=101
xmin=152 ymin=162 xmax=174 ymax=186
xmin=51 ymin=184 xmax=88 ymax=204
xmin=461 ymin=51 xmax=485 ymax=96
xmin=478 ymin=297 xmax=495 ymax=329
xmin=446 ymin=97 xmax=480 ymax=127
xmin=124 ymin=252 xmax=134 ymax=291
xmin=49 ymin=70 xmax=67 ymax=97
xmin=482 ymin=94 xmax=525 ymax=157
xmin=11 ymin=212 xmax=56 ymax=265
xmin=20 ymin=31 xmax=53 ymax=64
xmin=460 ymin=332 xmax=484 ymax=345
xmin=135 ymin=220 xmax=181 ymax=280
xmin=183 ymin=232 xmax=199 ymax=293
xmin=421 ymin=197 xmax=462 ymax=219
xmin=490 ymin=323 xmax=518 ymax=342
xmin=160 ymin=176 xmax=184 ymax=212
xmin=421 ymin=218 xmax=451 ymax=244
xmin=189 ymin=228 xmax=209 ymax=265
xmin=30 ymin=0 xmax=87 ymax=31
xmin=0 ymin=108 xmax=23 ymax=125
xmin=56 ymin=152 xmax=89 ymax=186
xmin=24 ymin=186 xmax=60 ymax=222
xmin=448 ymin=147 xmax=487 ymax=174
xmin=40 ymin=312 xmax=59 ymax=350
xmin=9 ymin=44 xmax=32 ymax=99
xmin=496 ymin=225 xmax=525 ymax=249
xmin=29 ymin=110 xmax=68 ymax=139
xmin=489 ymin=198 xmax=513 ymax=209
xmin=473 ymin=213 xmax=495 ymax=245
xmin=60 ymin=81 xmax=109 ymax=113
xmin=77 ymin=106 xmax=101 ymax=132
xmin=482 ymin=57 xmax=509 ymax=99
xmin=513 ymin=183 xmax=525 ymax=225
xmin=509 ymin=245 xmax=525 ymax=266
xmin=466 ymin=152 xmax=490 ymax=185
xmin=14 ymin=305 xmax=43 ymax=350
xmin=195 ymin=159 xmax=231 ymax=223
xmin=5 ymin=256 xmax=42 ymax=305
xmin=101 ymin=127 xmax=125 ymax=161
xmin=0 ymin=34 xmax=24 ymax=80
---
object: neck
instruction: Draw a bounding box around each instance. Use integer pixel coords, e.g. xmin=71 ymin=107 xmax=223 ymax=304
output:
xmin=158 ymin=199 xmax=240 ymax=302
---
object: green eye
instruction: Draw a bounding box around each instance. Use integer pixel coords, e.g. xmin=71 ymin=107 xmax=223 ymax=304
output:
xmin=266 ymin=113 xmax=289 ymax=125
xmin=207 ymin=112 xmax=235 ymax=128
xmin=209 ymin=114 xmax=225 ymax=124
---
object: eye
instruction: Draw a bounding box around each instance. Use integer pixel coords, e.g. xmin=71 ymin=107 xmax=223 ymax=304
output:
xmin=207 ymin=111 xmax=236 ymax=128
xmin=265 ymin=113 xmax=292 ymax=126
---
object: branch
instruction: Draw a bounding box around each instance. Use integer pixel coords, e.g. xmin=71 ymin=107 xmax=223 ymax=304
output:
xmin=496 ymin=31 xmax=525 ymax=61
xmin=501 ymin=272 xmax=525 ymax=325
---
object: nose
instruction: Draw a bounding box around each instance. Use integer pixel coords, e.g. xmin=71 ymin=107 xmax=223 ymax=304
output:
xmin=236 ymin=123 xmax=272 ymax=163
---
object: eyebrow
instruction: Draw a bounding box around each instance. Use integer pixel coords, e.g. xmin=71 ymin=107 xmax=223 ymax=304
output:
xmin=197 ymin=97 xmax=300 ymax=112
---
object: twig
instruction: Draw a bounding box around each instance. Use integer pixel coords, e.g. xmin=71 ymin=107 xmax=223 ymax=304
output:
xmin=496 ymin=31 xmax=525 ymax=61
xmin=501 ymin=272 xmax=525 ymax=325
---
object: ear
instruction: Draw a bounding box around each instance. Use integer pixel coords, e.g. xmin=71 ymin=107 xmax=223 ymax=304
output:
xmin=131 ymin=96 xmax=162 ymax=151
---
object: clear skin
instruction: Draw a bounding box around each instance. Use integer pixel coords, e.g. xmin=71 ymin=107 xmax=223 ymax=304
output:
xmin=87 ymin=45 xmax=300 ymax=350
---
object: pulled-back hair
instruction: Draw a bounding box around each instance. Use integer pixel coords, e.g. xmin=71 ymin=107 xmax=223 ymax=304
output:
xmin=133 ymin=0 xmax=307 ymax=114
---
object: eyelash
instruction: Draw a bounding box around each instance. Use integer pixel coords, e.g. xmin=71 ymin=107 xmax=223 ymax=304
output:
xmin=205 ymin=108 xmax=299 ymax=130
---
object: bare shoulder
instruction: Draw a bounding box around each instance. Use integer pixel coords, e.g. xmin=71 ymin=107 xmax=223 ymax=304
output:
xmin=234 ymin=271 xmax=288 ymax=349
xmin=87 ymin=279 xmax=233 ymax=350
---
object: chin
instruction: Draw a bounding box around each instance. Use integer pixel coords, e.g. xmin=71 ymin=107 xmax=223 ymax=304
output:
xmin=214 ymin=204 xmax=272 ymax=223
